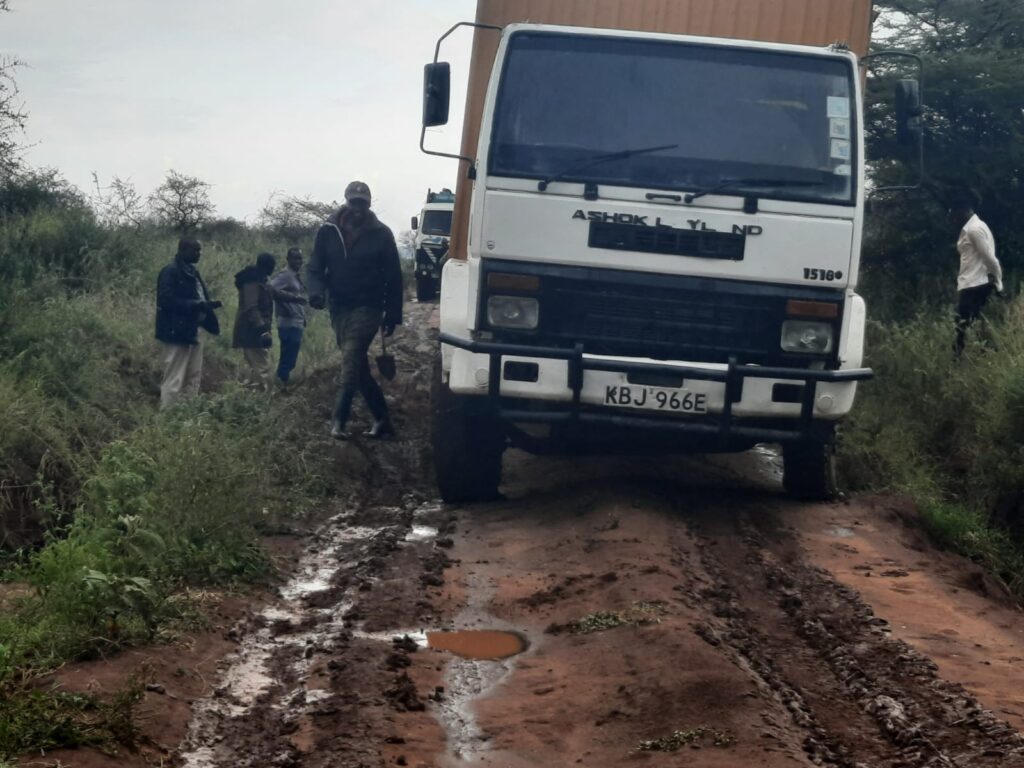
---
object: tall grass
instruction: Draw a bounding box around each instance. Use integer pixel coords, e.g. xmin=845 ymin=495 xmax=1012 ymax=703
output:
xmin=0 ymin=175 xmax=342 ymax=759
xmin=840 ymin=295 xmax=1024 ymax=594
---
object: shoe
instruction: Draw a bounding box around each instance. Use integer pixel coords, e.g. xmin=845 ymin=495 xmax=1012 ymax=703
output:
xmin=364 ymin=418 xmax=395 ymax=440
xmin=330 ymin=420 xmax=353 ymax=441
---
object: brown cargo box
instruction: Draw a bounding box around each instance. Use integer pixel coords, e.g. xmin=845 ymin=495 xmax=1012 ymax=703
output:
xmin=444 ymin=0 xmax=875 ymax=260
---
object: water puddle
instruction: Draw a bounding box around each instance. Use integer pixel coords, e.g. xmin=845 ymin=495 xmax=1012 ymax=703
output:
xmin=406 ymin=524 xmax=439 ymax=543
xmin=751 ymin=443 xmax=784 ymax=484
xmin=427 ymin=630 xmax=527 ymax=660
xmin=178 ymin=512 xmax=379 ymax=767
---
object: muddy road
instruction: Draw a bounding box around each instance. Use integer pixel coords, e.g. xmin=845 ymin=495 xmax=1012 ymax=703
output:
xmin=41 ymin=299 xmax=1024 ymax=768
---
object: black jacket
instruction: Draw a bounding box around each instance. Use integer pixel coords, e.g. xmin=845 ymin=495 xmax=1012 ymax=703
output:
xmin=155 ymin=258 xmax=219 ymax=345
xmin=307 ymin=208 xmax=403 ymax=324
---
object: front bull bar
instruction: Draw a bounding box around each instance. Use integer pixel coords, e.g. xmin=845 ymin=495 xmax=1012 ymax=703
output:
xmin=439 ymin=332 xmax=874 ymax=445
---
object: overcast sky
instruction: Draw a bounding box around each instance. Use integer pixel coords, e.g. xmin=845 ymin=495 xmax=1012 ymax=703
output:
xmin=4 ymin=0 xmax=477 ymax=227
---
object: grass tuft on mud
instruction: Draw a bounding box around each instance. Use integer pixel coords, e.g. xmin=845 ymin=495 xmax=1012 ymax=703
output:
xmin=0 ymin=675 xmax=144 ymax=761
xmin=636 ymin=726 xmax=736 ymax=752
xmin=554 ymin=601 xmax=668 ymax=635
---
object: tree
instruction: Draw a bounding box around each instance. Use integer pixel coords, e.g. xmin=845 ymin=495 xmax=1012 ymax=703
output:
xmin=396 ymin=229 xmax=415 ymax=262
xmin=148 ymin=170 xmax=215 ymax=233
xmin=862 ymin=1 xmax=1024 ymax=313
xmin=258 ymin=192 xmax=337 ymax=241
xmin=91 ymin=173 xmax=146 ymax=229
xmin=0 ymin=2 xmax=27 ymax=174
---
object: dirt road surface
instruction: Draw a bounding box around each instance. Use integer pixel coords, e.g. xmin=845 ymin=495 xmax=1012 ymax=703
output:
xmin=38 ymin=299 xmax=1024 ymax=768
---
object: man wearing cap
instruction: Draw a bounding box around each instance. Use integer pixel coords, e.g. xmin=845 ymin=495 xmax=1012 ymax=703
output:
xmin=307 ymin=181 xmax=403 ymax=439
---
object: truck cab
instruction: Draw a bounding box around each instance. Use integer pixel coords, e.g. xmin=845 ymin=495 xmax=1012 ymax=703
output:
xmin=411 ymin=188 xmax=455 ymax=301
xmin=423 ymin=6 xmax=892 ymax=504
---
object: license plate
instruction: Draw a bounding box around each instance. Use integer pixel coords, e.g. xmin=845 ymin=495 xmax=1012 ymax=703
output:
xmin=604 ymin=385 xmax=708 ymax=414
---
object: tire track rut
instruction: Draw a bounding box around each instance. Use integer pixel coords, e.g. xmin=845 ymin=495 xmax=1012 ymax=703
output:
xmin=688 ymin=495 xmax=1024 ymax=767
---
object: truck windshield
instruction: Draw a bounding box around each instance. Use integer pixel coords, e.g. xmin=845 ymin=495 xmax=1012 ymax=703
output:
xmin=489 ymin=32 xmax=857 ymax=206
xmin=422 ymin=210 xmax=453 ymax=236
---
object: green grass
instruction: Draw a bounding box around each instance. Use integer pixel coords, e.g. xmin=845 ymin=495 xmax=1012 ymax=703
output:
xmin=840 ymin=295 xmax=1024 ymax=599
xmin=637 ymin=726 xmax=736 ymax=752
xmin=564 ymin=601 xmax=668 ymax=634
xmin=0 ymin=678 xmax=143 ymax=761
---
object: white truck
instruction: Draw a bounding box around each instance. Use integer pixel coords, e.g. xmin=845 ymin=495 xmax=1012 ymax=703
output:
xmin=421 ymin=0 xmax=917 ymax=503
xmin=411 ymin=188 xmax=455 ymax=301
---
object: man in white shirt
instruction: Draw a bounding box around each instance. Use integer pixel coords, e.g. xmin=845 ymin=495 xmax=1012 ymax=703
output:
xmin=952 ymin=193 xmax=1002 ymax=356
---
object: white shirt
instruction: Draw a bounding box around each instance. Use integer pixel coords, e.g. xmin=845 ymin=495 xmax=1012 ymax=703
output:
xmin=957 ymin=214 xmax=1002 ymax=292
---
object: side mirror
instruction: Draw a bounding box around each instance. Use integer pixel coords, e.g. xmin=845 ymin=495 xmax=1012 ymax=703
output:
xmin=895 ymin=79 xmax=923 ymax=146
xmin=423 ymin=62 xmax=451 ymax=128
xmin=411 ymin=216 xmax=419 ymax=231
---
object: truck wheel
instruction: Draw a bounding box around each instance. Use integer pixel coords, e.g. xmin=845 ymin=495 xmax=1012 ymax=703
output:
xmin=782 ymin=438 xmax=838 ymax=501
xmin=431 ymin=359 xmax=504 ymax=503
xmin=416 ymin=275 xmax=436 ymax=302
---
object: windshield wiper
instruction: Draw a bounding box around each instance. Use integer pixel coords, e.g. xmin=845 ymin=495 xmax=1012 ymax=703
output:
xmin=537 ymin=144 xmax=680 ymax=192
xmin=684 ymin=178 xmax=826 ymax=203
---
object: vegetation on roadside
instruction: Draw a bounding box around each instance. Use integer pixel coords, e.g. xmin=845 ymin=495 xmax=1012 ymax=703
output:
xmin=0 ymin=676 xmax=143 ymax=762
xmin=0 ymin=166 xmax=344 ymax=759
xmin=840 ymin=302 xmax=1024 ymax=597
xmin=837 ymin=0 xmax=1024 ymax=597
xmin=636 ymin=726 xmax=736 ymax=752
xmin=553 ymin=601 xmax=668 ymax=635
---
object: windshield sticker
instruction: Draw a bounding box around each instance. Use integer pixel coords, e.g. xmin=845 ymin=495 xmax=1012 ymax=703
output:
xmin=830 ymin=117 xmax=851 ymax=140
xmin=830 ymin=139 xmax=852 ymax=161
xmin=834 ymin=164 xmax=852 ymax=177
xmin=827 ymin=96 xmax=851 ymax=119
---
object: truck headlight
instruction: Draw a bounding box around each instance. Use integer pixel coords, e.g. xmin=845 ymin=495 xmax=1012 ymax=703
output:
xmin=781 ymin=321 xmax=834 ymax=354
xmin=487 ymin=296 xmax=539 ymax=331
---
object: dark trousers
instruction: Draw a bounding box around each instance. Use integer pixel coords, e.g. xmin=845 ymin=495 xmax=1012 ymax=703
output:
xmin=276 ymin=326 xmax=304 ymax=383
xmin=955 ymin=283 xmax=994 ymax=356
xmin=331 ymin=306 xmax=388 ymax=426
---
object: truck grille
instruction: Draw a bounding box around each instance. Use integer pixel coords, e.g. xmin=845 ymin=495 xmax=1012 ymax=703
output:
xmin=481 ymin=260 xmax=843 ymax=367
xmin=418 ymin=243 xmax=447 ymax=262
xmin=589 ymin=220 xmax=746 ymax=260
xmin=545 ymin=280 xmax=779 ymax=363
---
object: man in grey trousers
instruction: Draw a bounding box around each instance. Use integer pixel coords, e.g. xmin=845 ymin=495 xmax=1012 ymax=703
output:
xmin=271 ymin=247 xmax=308 ymax=385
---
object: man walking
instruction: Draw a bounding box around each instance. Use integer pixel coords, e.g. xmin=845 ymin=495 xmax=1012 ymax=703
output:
xmin=952 ymin=192 xmax=1002 ymax=356
xmin=155 ymin=238 xmax=221 ymax=408
xmin=233 ymin=252 xmax=278 ymax=386
xmin=271 ymin=247 xmax=307 ymax=385
xmin=307 ymin=181 xmax=403 ymax=439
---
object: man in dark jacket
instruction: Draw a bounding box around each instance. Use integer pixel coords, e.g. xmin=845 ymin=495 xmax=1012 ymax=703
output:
xmin=233 ymin=252 xmax=278 ymax=386
xmin=155 ymin=238 xmax=221 ymax=408
xmin=307 ymin=181 xmax=403 ymax=439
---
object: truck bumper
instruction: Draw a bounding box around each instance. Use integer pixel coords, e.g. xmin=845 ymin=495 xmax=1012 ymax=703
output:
xmin=439 ymin=333 xmax=873 ymax=446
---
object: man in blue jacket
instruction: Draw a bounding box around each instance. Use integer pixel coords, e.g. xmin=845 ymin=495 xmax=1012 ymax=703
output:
xmin=307 ymin=181 xmax=403 ymax=439
xmin=155 ymin=238 xmax=221 ymax=408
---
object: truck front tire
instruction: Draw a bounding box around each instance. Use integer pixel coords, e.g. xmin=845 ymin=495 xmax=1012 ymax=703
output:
xmin=431 ymin=359 xmax=505 ymax=503
xmin=416 ymin=275 xmax=437 ymax=302
xmin=782 ymin=438 xmax=838 ymax=501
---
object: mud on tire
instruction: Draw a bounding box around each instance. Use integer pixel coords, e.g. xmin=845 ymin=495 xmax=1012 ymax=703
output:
xmin=782 ymin=437 xmax=838 ymax=501
xmin=431 ymin=357 xmax=505 ymax=503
